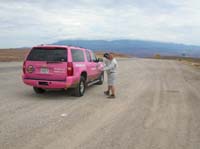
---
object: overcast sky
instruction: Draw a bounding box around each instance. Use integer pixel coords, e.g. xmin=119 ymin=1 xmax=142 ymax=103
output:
xmin=0 ymin=0 xmax=200 ymax=48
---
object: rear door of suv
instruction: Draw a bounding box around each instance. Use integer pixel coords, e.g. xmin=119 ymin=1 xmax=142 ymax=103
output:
xmin=70 ymin=48 xmax=86 ymax=78
xmin=24 ymin=47 xmax=68 ymax=81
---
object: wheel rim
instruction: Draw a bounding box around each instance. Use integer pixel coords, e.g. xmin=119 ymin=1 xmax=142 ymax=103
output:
xmin=80 ymin=81 xmax=85 ymax=94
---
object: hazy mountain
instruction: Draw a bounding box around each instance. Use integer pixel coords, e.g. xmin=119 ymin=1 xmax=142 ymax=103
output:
xmin=53 ymin=40 xmax=200 ymax=57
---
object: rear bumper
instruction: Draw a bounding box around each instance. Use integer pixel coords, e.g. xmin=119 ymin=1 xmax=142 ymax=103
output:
xmin=22 ymin=76 xmax=79 ymax=89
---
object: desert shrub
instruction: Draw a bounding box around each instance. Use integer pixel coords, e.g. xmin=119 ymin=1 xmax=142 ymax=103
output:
xmin=154 ymin=54 xmax=161 ymax=59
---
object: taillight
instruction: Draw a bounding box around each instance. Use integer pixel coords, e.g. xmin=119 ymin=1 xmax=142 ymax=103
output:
xmin=27 ymin=65 xmax=35 ymax=73
xmin=23 ymin=61 xmax=26 ymax=74
xmin=67 ymin=62 xmax=74 ymax=76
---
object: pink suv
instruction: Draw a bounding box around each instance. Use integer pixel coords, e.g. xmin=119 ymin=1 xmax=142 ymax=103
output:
xmin=22 ymin=45 xmax=104 ymax=97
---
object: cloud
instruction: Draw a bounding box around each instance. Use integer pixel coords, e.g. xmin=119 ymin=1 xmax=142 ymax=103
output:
xmin=0 ymin=0 xmax=200 ymax=48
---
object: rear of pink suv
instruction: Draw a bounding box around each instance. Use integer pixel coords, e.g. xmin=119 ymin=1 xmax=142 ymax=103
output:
xmin=22 ymin=45 xmax=104 ymax=96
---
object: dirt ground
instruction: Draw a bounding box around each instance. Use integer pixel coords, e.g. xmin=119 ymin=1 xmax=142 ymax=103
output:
xmin=0 ymin=58 xmax=200 ymax=149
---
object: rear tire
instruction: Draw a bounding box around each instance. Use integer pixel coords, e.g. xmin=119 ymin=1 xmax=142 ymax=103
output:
xmin=74 ymin=76 xmax=86 ymax=97
xmin=33 ymin=87 xmax=45 ymax=94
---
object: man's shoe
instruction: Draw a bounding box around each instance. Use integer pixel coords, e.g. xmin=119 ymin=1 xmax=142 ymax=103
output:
xmin=107 ymin=94 xmax=116 ymax=99
xmin=104 ymin=91 xmax=109 ymax=96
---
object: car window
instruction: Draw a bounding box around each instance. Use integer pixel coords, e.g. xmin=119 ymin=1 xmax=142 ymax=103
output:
xmin=27 ymin=48 xmax=67 ymax=62
xmin=71 ymin=49 xmax=85 ymax=62
xmin=86 ymin=51 xmax=92 ymax=62
xmin=91 ymin=51 xmax=97 ymax=62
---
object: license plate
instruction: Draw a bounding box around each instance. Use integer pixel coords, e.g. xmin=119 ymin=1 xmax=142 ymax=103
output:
xmin=40 ymin=67 xmax=49 ymax=74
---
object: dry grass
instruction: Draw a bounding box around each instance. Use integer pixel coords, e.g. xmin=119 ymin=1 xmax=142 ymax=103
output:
xmin=0 ymin=49 xmax=30 ymax=62
xmin=95 ymin=51 xmax=132 ymax=58
xmin=0 ymin=49 xmax=130 ymax=62
xmin=152 ymin=56 xmax=200 ymax=68
xmin=180 ymin=59 xmax=200 ymax=68
xmin=167 ymin=57 xmax=200 ymax=68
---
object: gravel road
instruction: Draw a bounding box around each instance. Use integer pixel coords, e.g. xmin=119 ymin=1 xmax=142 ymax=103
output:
xmin=0 ymin=58 xmax=200 ymax=149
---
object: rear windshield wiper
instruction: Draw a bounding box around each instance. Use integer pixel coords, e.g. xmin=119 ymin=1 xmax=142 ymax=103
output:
xmin=46 ymin=61 xmax=63 ymax=64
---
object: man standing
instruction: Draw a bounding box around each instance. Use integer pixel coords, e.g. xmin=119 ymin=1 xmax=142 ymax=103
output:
xmin=103 ymin=53 xmax=111 ymax=94
xmin=103 ymin=53 xmax=118 ymax=98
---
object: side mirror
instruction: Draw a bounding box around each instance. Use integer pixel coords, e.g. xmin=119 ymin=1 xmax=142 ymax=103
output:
xmin=98 ymin=58 xmax=103 ymax=62
xmin=93 ymin=59 xmax=98 ymax=63
xmin=93 ymin=58 xmax=101 ymax=63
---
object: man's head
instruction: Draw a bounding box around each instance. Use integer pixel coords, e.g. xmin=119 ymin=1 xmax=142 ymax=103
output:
xmin=103 ymin=53 xmax=110 ymax=59
xmin=109 ymin=53 xmax=114 ymax=60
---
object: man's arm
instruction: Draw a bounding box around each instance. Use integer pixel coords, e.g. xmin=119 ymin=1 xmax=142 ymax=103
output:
xmin=103 ymin=61 xmax=115 ymax=71
xmin=103 ymin=58 xmax=108 ymax=67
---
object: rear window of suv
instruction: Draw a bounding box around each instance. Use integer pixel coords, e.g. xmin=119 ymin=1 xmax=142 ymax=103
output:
xmin=71 ymin=49 xmax=85 ymax=62
xmin=27 ymin=47 xmax=67 ymax=62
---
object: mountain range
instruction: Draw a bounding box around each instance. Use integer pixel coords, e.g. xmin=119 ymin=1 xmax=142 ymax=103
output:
xmin=53 ymin=39 xmax=200 ymax=58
